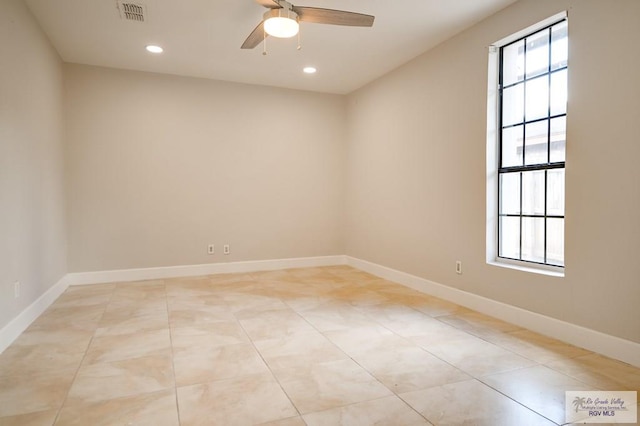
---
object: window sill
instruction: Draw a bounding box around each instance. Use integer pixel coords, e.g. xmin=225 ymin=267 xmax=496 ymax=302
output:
xmin=488 ymin=259 xmax=564 ymax=278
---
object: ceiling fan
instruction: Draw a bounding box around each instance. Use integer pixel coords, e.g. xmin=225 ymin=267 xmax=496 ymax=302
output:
xmin=241 ymin=0 xmax=375 ymax=49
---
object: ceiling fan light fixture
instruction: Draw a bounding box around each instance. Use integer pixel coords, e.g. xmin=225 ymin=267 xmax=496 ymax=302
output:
xmin=145 ymin=45 xmax=163 ymax=53
xmin=263 ymin=9 xmax=299 ymax=38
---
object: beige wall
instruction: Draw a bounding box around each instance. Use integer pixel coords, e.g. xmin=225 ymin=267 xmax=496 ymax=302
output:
xmin=65 ymin=65 xmax=346 ymax=272
xmin=0 ymin=0 xmax=67 ymax=330
xmin=345 ymin=0 xmax=640 ymax=343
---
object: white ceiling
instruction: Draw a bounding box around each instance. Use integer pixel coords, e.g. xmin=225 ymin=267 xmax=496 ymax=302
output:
xmin=25 ymin=0 xmax=517 ymax=94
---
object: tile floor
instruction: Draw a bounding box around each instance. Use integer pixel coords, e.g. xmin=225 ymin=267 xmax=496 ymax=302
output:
xmin=0 ymin=266 xmax=638 ymax=425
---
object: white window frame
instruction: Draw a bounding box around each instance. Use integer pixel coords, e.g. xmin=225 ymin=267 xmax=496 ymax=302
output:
xmin=486 ymin=11 xmax=567 ymax=277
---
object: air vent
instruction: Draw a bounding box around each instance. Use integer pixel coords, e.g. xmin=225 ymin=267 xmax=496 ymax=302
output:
xmin=117 ymin=1 xmax=146 ymax=22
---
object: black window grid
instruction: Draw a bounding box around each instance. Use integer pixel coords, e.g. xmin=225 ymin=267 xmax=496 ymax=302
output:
xmin=497 ymin=19 xmax=567 ymax=268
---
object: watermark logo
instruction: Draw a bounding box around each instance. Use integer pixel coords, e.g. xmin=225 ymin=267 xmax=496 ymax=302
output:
xmin=566 ymin=391 xmax=637 ymax=424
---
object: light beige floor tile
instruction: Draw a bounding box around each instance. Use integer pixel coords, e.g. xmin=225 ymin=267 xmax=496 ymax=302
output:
xmin=315 ymin=265 xmax=355 ymax=274
xmin=226 ymin=294 xmax=290 ymax=319
xmin=0 ymin=409 xmax=58 ymax=426
xmin=0 ymin=370 xmax=75 ymax=418
xmin=108 ymin=289 xmax=167 ymax=303
xmin=324 ymin=325 xmax=413 ymax=356
xmin=546 ymin=354 xmax=640 ymax=391
xmin=401 ymin=379 xmax=556 ymax=425
xmin=8 ymin=328 xmax=93 ymax=353
xmin=250 ymin=279 xmax=320 ymax=296
xmin=422 ymin=333 xmax=537 ymax=377
xmin=170 ymin=319 xmax=249 ymax=344
xmin=254 ymin=331 xmax=348 ymax=370
xmin=52 ymin=287 xmax=113 ymax=309
xmin=283 ymin=295 xmax=341 ymax=312
xmin=208 ymin=272 xmax=256 ymax=285
xmin=95 ymin=312 xmax=168 ymax=336
xmin=273 ymin=358 xmax=392 ymax=414
xmin=167 ymin=293 xmax=227 ymax=310
xmin=327 ymin=269 xmax=379 ymax=283
xmin=483 ymin=329 xmax=593 ymax=364
xmin=55 ymin=389 xmax=178 ymax=426
xmin=28 ymin=305 xmax=104 ymax=332
xmin=168 ymin=304 xmax=235 ymax=327
xmin=173 ymin=341 xmax=270 ymax=387
xmin=325 ymin=287 xmax=388 ymax=306
xmin=437 ymin=310 xmax=523 ymax=336
xmin=370 ymin=279 xmax=425 ymax=293
xmin=303 ymin=395 xmax=429 ymax=426
xmin=111 ymin=279 xmax=166 ymax=297
xmin=352 ymin=346 xmax=471 ymax=393
xmin=481 ymin=365 xmax=595 ymax=424
xmin=256 ymin=416 xmax=306 ymax=426
xmin=66 ymin=354 xmax=174 ymax=404
xmin=106 ymin=282 xmax=167 ymax=307
xmin=0 ymin=343 xmax=85 ymax=378
xmin=238 ymin=308 xmax=316 ymax=340
xmin=299 ymin=305 xmax=382 ymax=332
xmin=101 ymin=297 xmax=167 ymax=321
xmin=358 ymin=304 xmax=458 ymax=338
xmin=165 ymin=278 xmax=220 ymax=298
xmin=405 ymin=320 xmax=475 ymax=348
xmin=410 ymin=296 xmax=473 ymax=317
xmin=285 ymin=267 xmax=346 ymax=281
xmin=250 ymin=269 xmax=298 ymax=281
xmin=177 ymin=373 xmax=297 ymax=426
xmin=377 ymin=288 xmax=436 ymax=307
xmin=84 ymin=328 xmax=171 ymax=364
xmin=356 ymin=303 xmax=430 ymax=323
xmin=164 ymin=286 xmax=215 ymax=299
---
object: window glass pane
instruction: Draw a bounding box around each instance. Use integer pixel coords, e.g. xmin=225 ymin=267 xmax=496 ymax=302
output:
xmin=551 ymin=21 xmax=568 ymax=71
xmin=526 ymin=29 xmax=549 ymax=79
xmin=547 ymin=218 xmax=565 ymax=266
xmin=550 ymin=69 xmax=567 ymax=116
xmin=521 ymin=217 xmax=545 ymax=263
xmin=550 ymin=116 xmax=566 ymax=163
xmin=501 ymin=125 xmax=523 ymax=167
xmin=547 ymin=169 xmax=565 ymax=216
xmin=522 ymin=170 xmax=545 ymax=215
xmin=502 ymin=83 xmax=524 ymax=126
xmin=500 ymin=172 xmax=520 ymax=214
xmin=499 ymin=216 xmax=520 ymax=259
xmin=525 ymin=76 xmax=548 ymax=121
xmin=524 ymin=120 xmax=548 ymax=165
xmin=503 ymin=40 xmax=525 ymax=86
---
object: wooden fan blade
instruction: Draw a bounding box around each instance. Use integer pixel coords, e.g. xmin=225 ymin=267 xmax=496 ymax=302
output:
xmin=255 ymin=0 xmax=281 ymax=8
xmin=241 ymin=21 xmax=267 ymax=49
xmin=292 ymin=7 xmax=374 ymax=27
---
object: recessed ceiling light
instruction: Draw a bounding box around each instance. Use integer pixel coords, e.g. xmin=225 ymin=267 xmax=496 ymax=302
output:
xmin=145 ymin=45 xmax=163 ymax=54
xmin=303 ymin=66 xmax=317 ymax=74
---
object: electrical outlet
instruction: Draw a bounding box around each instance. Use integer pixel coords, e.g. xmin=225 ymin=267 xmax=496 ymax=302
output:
xmin=207 ymin=244 xmax=215 ymax=255
xmin=455 ymin=261 xmax=462 ymax=275
xmin=13 ymin=281 xmax=20 ymax=299
xmin=223 ymin=244 xmax=230 ymax=255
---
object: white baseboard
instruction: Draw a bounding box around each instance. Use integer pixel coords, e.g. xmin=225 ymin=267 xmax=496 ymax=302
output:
xmin=0 ymin=275 xmax=70 ymax=354
xmin=346 ymin=256 xmax=640 ymax=368
xmin=64 ymin=255 xmax=348 ymax=286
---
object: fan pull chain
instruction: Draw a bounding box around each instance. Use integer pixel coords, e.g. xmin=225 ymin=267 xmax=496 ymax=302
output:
xmin=263 ymin=28 xmax=267 ymax=56
xmin=297 ymin=28 xmax=301 ymax=50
